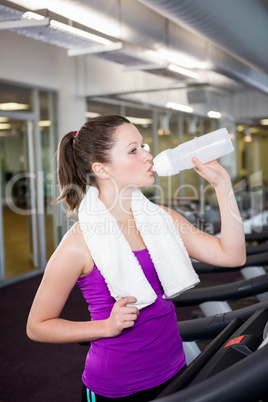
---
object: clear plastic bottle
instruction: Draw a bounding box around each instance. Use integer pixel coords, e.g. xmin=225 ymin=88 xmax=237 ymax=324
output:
xmin=152 ymin=128 xmax=234 ymax=176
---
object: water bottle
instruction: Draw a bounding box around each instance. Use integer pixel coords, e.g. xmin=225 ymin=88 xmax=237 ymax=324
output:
xmin=152 ymin=128 xmax=234 ymax=176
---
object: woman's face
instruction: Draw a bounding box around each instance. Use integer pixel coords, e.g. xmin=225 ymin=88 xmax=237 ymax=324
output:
xmin=107 ymin=123 xmax=155 ymax=189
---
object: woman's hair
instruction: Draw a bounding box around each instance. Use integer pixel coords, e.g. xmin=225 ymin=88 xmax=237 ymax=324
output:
xmin=54 ymin=114 xmax=130 ymax=216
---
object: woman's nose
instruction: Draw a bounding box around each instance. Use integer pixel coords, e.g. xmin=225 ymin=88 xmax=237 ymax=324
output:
xmin=143 ymin=149 xmax=153 ymax=162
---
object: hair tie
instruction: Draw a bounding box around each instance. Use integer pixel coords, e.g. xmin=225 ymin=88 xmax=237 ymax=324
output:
xmin=72 ymin=131 xmax=78 ymax=139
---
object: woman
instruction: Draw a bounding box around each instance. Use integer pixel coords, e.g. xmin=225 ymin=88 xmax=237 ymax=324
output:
xmin=27 ymin=115 xmax=246 ymax=401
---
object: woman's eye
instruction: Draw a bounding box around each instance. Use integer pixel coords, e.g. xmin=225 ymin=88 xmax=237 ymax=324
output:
xmin=142 ymin=143 xmax=150 ymax=152
xmin=130 ymin=144 xmax=150 ymax=154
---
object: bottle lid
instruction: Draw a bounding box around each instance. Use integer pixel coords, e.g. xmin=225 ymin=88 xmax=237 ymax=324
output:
xmin=152 ymin=149 xmax=174 ymax=176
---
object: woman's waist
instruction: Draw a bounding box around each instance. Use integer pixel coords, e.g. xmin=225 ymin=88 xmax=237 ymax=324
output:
xmin=92 ymin=299 xmax=178 ymax=349
xmin=83 ymin=306 xmax=184 ymax=397
xmin=90 ymin=292 xmax=174 ymax=321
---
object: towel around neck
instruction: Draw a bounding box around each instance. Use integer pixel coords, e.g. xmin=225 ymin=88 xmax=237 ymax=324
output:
xmin=78 ymin=186 xmax=199 ymax=309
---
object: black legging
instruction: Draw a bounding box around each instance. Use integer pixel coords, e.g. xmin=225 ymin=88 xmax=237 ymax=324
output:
xmin=81 ymin=366 xmax=185 ymax=402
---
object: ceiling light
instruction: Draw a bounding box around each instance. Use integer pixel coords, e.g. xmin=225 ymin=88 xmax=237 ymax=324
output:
xmin=168 ymin=64 xmax=199 ymax=79
xmin=23 ymin=11 xmax=45 ymax=20
xmin=144 ymin=49 xmax=209 ymax=70
xmin=244 ymin=136 xmax=253 ymax=143
xmin=236 ymin=124 xmax=245 ymax=132
xmin=85 ymin=112 xmax=100 ymax=118
xmin=207 ymin=111 xmax=222 ymax=119
xmin=260 ymin=119 xmax=268 ymax=125
xmin=0 ymin=103 xmax=29 ymax=111
xmin=0 ymin=123 xmax=11 ymax=130
xmin=244 ymin=127 xmax=253 ymax=142
xmin=9 ymin=0 xmax=120 ymax=38
xmin=85 ymin=112 xmax=152 ymax=126
xmin=166 ymin=102 xmax=193 ymax=114
xmin=164 ymin=51 xmax=202 ymax=69
xmin=38 ymin=120 xmax=51 ymax=127
xmin=68 ymin=41 xmax=122 ymax=57
xmin=50 ymin=20 xmax=112 ymax=45
xmin=126 ymin=116 xmax=153 ymax=125
xmin=147 ymin=49 xmax=200 ymax=68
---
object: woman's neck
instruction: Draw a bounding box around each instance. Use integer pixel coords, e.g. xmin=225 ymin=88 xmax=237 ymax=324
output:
xmin=98 ymin=185 xmax=135 ymax=222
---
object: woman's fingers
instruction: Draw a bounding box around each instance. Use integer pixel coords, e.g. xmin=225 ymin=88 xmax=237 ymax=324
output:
xmin=106 ymin=296 xmax=139 ymax=337
xmin=116 ymin=296 xmax=137 ymax=307
xmin=191 ymin=157 xmax=230 ymax=187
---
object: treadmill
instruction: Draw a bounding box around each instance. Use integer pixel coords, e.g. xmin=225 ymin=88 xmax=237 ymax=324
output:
xmin=154 ymin=308 xmax=268 ymax=401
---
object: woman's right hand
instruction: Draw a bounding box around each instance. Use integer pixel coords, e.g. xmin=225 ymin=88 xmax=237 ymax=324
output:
xmin=105 ymin=297 xmax=139 ymax=337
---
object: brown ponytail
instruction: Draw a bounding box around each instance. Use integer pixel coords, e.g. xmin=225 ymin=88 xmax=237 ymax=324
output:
xmin=54 ymin=114 xmax=130 ymax=216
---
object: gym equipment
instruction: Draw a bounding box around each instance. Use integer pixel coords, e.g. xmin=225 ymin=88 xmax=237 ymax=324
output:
xmin=192 ymin=251 xmax=268 ymax=314
xmin=246 ymin=243 xmax=268 ymax=255
xmin=155 ymin=308 xmax=268 ymax=401
xmin=172 ymin=273 xmax=268 ymax=308
xmin=173 ymin=272 xmax=268 ymax=363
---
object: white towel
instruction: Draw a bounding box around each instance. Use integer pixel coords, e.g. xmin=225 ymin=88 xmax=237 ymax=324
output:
xmin=78 ymin=186 xmax=200 ymax=309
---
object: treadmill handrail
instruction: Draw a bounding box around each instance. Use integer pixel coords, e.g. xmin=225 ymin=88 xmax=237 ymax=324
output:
xmin=159 ymin=319 xmax=242 ymax=397
xmin=245 ymin=231 xmax=268 ymax=242
xmin=154 ymin=344 xmax=268 ymax=402
xmin=179 ymin=299 xmax=268 ymax=342
xmin=193 ymin=251 xmax=268 ymax=273
xmin=172 ymin=273 xmax=268 ymax=306
xmin=246 ymin=243 xmax=268 ymax=255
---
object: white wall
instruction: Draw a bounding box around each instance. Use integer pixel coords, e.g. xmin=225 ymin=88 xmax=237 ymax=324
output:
xmin=0 ymin=30 xmax=59 ymax=90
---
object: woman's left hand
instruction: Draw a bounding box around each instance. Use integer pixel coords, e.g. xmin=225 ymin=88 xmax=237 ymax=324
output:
xmin=192 ymin=158 xmax=230 ymax=188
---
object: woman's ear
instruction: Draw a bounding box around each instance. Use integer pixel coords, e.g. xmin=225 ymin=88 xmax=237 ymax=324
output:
xmin=91 ymin=162 xmax=110 ymax=180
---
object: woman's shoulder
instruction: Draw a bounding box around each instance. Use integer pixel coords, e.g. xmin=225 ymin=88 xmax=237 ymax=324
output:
xmin=157 ymin=204 xmax=181 ymax=221
xmin=56 ymin=221 xmax=95 ymax=276
xmin=157 ymin=204 xmax=194 ymax=229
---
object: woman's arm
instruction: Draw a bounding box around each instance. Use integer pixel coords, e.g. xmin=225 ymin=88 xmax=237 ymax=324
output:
xmin=26 ymin=223 xmax=138 ymax=344
xmin=163 ymin=159 xmax=246 ymax=267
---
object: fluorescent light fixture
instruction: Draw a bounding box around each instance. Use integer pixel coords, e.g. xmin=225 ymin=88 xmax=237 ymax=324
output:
xmin=85 ymin=112 xmax=152 ymax=126
xmin=68 ymin=42 xmax=123 ymax=57
xmin=38 ymin=120 xmax=51 ymax=127
xmin=0 ymin=102 xmax=29 ymax=111
xmin=50 ymin=20 xmax=112 ymax=45
xmin=0 ymin=123 xmax=11 ymax=130
xmin=85 ymin=112 xmax=101 ymax=118
xmin=23 ymin=11 xmax=45 ymax=20
xmin=9 ymin=1 xmax=121 ymax=39
xmin=207 ymin=111 xmax=222 ymax=119
xmin=146 ymin=49 xmax=200 ymax=69
xmin=166 ymin=102 xmax=193 ymax=114
xmin=260 ymin=119 xmax=268 ymax=125
xmin=168 ymin=64 xmax=199 ymax=79
xmin=0 ymin=17 xmax=49 ymax=30
xmin=163 ymin=50 xmax=200 ymax=68
xmin=126 ymin=116 xmax=153 ymax=125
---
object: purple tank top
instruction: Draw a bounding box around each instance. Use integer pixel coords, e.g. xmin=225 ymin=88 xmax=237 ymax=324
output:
xmin=77 ymin=248 xmax=185 ymax=398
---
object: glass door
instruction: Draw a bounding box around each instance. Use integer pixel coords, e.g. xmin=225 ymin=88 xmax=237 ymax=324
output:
xmin=0 ymin=118 xmax=39 ymax=281
xmin=0 ymin=86 xmax=59 ymax=286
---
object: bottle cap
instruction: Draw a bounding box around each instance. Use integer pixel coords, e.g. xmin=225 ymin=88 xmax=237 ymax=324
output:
xmin=152 ymin=149 xmax=174 ymax=176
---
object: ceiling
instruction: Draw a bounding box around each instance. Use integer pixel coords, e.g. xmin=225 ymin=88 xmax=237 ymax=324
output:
xmin=0 ymin=0 xmax=268 ymax=110
xmin=139 ymin=0 xmax=268 ymax=74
